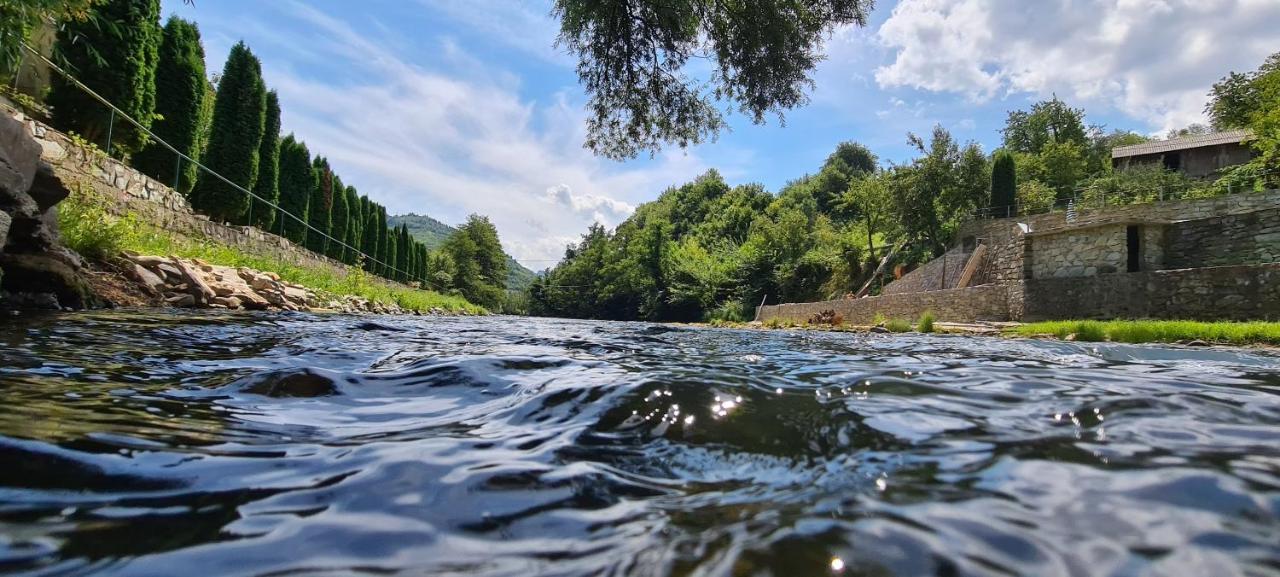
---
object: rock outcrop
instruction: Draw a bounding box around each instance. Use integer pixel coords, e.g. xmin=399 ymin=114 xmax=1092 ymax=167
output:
xmin=120 ymin=253 xmax=416 ymax=315
xmin=0 ymin=114 xmax=98 ymax=310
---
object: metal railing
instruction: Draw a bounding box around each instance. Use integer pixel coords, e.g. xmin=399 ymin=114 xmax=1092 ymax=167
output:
xmin=14 ymin=40 xmax=442 ymax=290
xmin=970 ymin=168 xmax=1279 ymax=222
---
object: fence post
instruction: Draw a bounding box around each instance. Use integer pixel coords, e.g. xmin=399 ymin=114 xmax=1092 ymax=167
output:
xmin=173 ymin=155 xmax=182 ymax=192
xmin=105 ymin=108 xmax=115 ymax=157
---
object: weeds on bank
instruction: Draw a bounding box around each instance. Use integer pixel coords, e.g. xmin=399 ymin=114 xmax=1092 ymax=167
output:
xmin=1013 ymin=320 xmax=1280 ymax=346
xmin=58 ymin=183 xmax=485 ymax=314
xmin=918 ymin=311 xmax=936 ymax=333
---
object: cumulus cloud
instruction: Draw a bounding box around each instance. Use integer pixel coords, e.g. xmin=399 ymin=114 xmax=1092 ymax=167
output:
xmin=543 ymin=184 xmax=635 ymax=224
xmin=874 ymin=0 xmax=1280 ymax=133
xmin=237 ymin=3 xmax=715 ymax=269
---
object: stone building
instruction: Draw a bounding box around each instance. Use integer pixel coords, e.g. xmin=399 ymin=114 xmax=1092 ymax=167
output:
xmin=757 ymin=190 xmax=1280 ymax=324
xmin=1112 ymin=129 xmax=1255 ymax=179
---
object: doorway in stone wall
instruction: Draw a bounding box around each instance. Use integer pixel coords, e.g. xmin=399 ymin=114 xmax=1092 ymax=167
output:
xmin=1127 ymin=225 xmax=1141 ymax=272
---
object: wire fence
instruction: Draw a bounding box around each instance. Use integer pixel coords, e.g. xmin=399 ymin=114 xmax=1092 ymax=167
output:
xmin=13 ymin=40 xmax=444 ymax=291
xmin=970 ymin=167 xmax=1279 ymax=221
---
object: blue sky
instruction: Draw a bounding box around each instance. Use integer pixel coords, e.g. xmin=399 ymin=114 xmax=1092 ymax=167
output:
xmin=160 ymin=0 xmax=1280 ymax=269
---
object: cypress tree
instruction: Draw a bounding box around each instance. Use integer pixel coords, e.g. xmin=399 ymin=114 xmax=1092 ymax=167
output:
xmin=326 ymin=175 xmax=350 ymax=261
xmin=250 ymin=91 xmax=281 ymax=229
xmin=190 ymin=42 xmax=266 ymax=224
xmin=399 ymin=225 xmax=414 ymax=281
xmin=417 ymin=244 xmax=429 ymax=286
xmin=133 ymin=16 xmax=205 ymax=194
xmin=991 ymin=149 xmax=1017 ymax=216
xmin=378 ymin=206 xmax=391 ymax=278
xmin=47 ymin=0 xmax=162 ymax=156
xmin=305 ymin=157 xmax=332 ymax=254
xmin=385 ymin=228 xmax=398 ymax=281
xmin=276 ymin=135 xmax=313 ymax=245
xmin=344 ymin=186 xmax=363 ymax=265
xmin=361 ymin=198 xmax=380 ymax=273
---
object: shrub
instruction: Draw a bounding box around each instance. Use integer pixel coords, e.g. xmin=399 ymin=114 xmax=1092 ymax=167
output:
xmin=1016 ymin=180 xmax=1056 ymax=214
xmin=58 ymin=181 xmax=139 ymax=259
xmin=918 ymin=311 xmax=936 ymax=333
xmin=885 ymin=318 xmax=912 ymax=333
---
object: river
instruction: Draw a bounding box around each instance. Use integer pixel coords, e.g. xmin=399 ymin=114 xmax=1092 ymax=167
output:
xmin=0 ymin=311 xmax=1277 ymax=576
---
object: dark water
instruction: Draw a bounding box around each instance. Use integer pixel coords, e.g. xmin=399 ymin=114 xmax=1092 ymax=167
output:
xmin=1 ymin=312 xmax=1278 ymax=576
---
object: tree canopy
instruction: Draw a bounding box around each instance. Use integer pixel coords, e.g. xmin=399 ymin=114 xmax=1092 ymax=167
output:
xmin=553 ymin=0 xmax=872 ymax=159
xmin=132 ymin=15 xmax=204 ymax=193
xmin=47 ymin=0 xmax=161 ymax=156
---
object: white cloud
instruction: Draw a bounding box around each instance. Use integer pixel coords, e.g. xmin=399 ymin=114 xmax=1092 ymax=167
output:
xmin=874 ymin=0 xmax=1280 ymax=133
xmin=247 ymin=3 xmax=716 ymax=269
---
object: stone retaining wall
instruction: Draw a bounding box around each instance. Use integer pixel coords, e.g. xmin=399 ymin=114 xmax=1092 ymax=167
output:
xmin=7 ymin=108 xmax=357 ymax=282
xmin=757 ymin=285 xmax=1010 ymax=325
xmin=995 ymin=189 xmax=1280 ymax=235
xmin=881 ymin=244 xmax=972 ymax=295
xmin=1022 ymin=263 xmax=1280 ymax=322
xmin=1167 ymin=207 xmax=1280 ymax=269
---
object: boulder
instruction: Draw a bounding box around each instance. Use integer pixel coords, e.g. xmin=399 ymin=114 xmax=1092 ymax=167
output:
xmin=174 ymin=259 xmax=216 ymax=304
xmin=0 ymin=115 xmax=40 ymax=200
xmin=128 ymin=263 xmax=166 ymax=296
xmin=166 ymin=293 xmax=196 ymax=307
xmin=28 ymin=165 xmax=70 ymax=212
xmin=212 ymin=295 xmax=242 ymax=309
xmin=0 ymin=253 xmax=99 ymax=309
xmin=250 ymin=274 xmax=276 ymax=291
xmin=234 ymin=290 xmax=271 ymax=310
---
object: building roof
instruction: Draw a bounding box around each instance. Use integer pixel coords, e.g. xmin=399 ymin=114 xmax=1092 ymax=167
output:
xmin=1112 ymin=129 xmax=1253 ymax=159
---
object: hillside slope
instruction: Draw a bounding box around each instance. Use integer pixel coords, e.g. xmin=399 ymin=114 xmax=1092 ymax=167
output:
xmin=388 ymin=213 xmax=537 ymax=291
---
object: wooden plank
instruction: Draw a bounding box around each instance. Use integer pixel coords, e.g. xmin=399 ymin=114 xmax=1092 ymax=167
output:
xmin=955 ymin=244 xmax=987 ymax=289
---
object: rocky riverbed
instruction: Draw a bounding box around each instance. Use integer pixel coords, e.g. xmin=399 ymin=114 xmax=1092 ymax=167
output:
xmin=118 ymin=252 xmax=418 ymax=315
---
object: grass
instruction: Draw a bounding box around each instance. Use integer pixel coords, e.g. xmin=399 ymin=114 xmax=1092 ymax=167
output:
xmin=884 ymin=318 xmax=913 ymax=333
xmin=59 ymin=182 xmax=486 ymax=315
xmin=918 ymin=311 xmax=936 ymax=333
xmin=1012 ymin=320 xmax=1280 ymax=346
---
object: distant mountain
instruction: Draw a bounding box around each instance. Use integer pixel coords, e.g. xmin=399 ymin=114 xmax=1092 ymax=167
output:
xmin=388 ymin=213 xmax=537 ymax=291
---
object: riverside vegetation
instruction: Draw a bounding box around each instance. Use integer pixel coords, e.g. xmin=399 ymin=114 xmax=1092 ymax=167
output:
xmin=57 ymin=181 xmax=484 ymax=314
xmin=4 ymin=0 xmax=517 ymax=312
xmin=529 ymin=51 xmax=1280 ymax=329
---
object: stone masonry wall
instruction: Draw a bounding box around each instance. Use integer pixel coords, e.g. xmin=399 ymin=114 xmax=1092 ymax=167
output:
xmin=757 ymin=285 xmax=1010 ymax=325
xmin=997 ymin=189 xmax=1280 ymax=235
xmin=1021 ymin=263 xmax=1280 ymax=322
xmin=1028 ymin=224 xmax=1128 ymax=278
xmin=881 ymin=244 xmax=972 ymax=295
xmin=1166 ymin=208 xmax=1280 ymax=269
xmin=7 ymin=108 xmax=358 ymax=282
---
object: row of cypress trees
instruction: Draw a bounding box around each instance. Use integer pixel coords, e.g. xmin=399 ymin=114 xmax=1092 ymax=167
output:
xmin=44 ymin=0 xmax=435 ymax=286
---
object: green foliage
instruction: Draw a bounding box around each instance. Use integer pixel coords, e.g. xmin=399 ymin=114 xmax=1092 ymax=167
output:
xmin=326 ymin=174 xmax=349 ymax=261
xmin=1206 ymin=52 xmax=1279 ymax=130
xmin=884 ymin=318 xmax=912 ymax=333
xmin=444 ymin=215 xmax=508 ymax=309
xmin=132 ymin=15 xmax=204 ymax=194
xmin=305 ymin=156 xmax=332 ymax=254
xmin=553 ymin=0 xmax=872 ymax=159
xmin=1015 ymin=180 xmax=1056 ymax=214
xmin=1002 ymin=96 xmax=1088 ymax=155
xmin=389 ymin=213 xmax=537 ymax=291
xmin=0 ymin=0 xmax=97 ymax=77
xmin=1079 ymin=164 xmax=1208 ymax=206
xmin=990 ymin=149 xmax=1017 ymax=214
xmin=918 ymin=311 xmax=935 ymax=333
xmin=249 ymin=90 xmax=280 ymax=229
xmin=276 ymin=134 xmax=312 ymax=244
xmin=190 ymin=41 xmax=265 ymax=224
xmin=46 ymin=0 xmax=161 ymax=156
xmin=57 ymin=179 xmax=140 ymax=258
xmin=1014 ymin=320 xmax=1280 ymax=346
xmin=888 ymin=126 xmax=987 ymax=256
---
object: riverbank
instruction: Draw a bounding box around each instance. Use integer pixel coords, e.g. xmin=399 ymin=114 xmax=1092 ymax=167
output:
xmin=48 ymin=183 xmax=486 ymax=316
xmin=702 ymin=317 xmax=1280 ymax=348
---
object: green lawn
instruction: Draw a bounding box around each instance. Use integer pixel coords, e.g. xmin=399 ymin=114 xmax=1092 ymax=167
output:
xmin=1011 ymin=320 xmax=1280 ymax=346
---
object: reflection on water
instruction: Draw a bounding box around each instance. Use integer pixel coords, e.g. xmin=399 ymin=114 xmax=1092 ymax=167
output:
xmin=0 ymin=310 xmax=1278 ymax=576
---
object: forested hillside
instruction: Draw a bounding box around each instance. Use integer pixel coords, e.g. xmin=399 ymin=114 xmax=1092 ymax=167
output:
xmin=530 ymin=53 xmax=1280 ymax=323
xmin=389 ymin=213 xmax=537 ymax=291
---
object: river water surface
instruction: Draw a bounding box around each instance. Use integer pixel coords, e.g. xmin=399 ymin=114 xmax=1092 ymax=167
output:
xmin=0 ymin=311 xmax=1278 ymax=576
